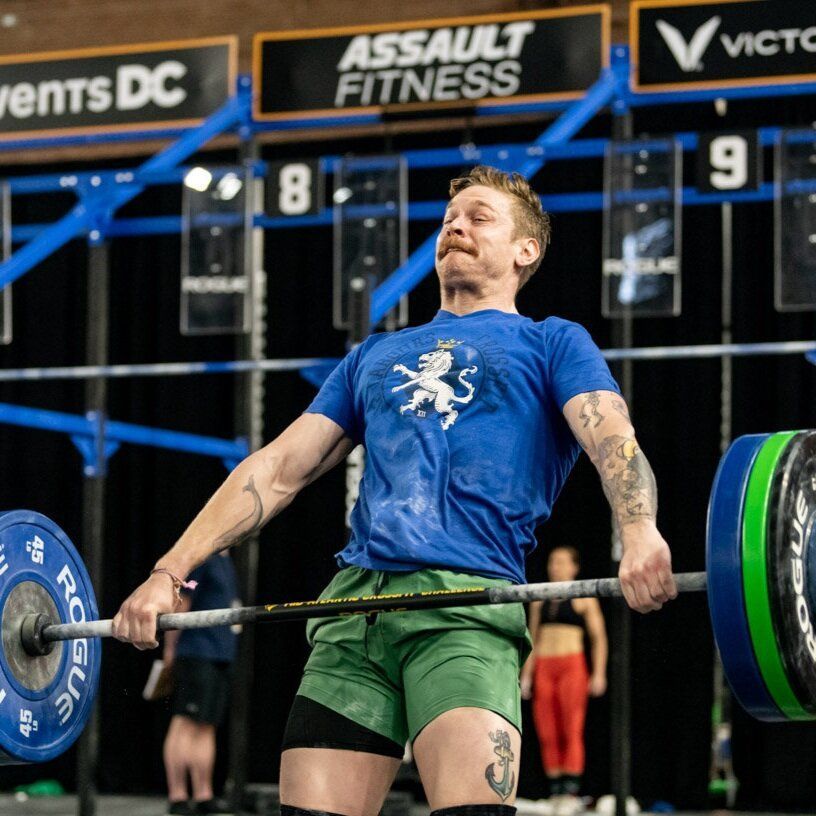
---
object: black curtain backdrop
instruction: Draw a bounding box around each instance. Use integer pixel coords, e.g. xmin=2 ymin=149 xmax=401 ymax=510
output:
xmin=0 ymin=91 xmax=815 ymax=810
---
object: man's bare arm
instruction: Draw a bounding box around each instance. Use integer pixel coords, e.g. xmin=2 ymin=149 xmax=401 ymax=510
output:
xmin=156 ymin=413 xmax=353 ymax=578
xmin=562 ymin=390 xmax=676 ymax=613
xmin=564 ymin=391 xmax=656 ymax=531
xmin=112 ymin=412 xmax=353 ymax=648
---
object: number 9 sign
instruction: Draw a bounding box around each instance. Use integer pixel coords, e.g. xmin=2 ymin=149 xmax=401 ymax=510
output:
xmin=697 ymin=131 xmax=762 ymax=194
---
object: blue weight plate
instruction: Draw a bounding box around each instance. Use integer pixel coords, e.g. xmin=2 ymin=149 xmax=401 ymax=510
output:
xmin=0 ymin=511 xmax=100 ymax=763
xmin=706 ymin=434 xmax=785 ymax=721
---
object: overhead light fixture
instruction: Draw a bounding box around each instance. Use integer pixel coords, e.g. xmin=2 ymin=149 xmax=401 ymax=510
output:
xmin=184 ymin=166 xmax=212 ymax=192
xmin=216 ymin=172 xmax=243 ymax=201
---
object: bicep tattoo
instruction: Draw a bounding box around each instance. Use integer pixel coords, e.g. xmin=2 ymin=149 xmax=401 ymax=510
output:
xmin=611 ymin=397 xmax=630 ymax=422
xmin=578 ymin=391 xmax=605 ymax=429
xmin=213 ymin=474 xmax=264 ymax=553
xmin=596 ymin=434 xmax=657 ymax=528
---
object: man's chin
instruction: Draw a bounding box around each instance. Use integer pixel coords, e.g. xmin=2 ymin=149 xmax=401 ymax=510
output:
xmin=437 ymin=264 xmax=469 ymax=282
xmin=437 ymin=268 xmax=483 ymax=293
xmin=438 ymin=254 xmax=474 ymax=274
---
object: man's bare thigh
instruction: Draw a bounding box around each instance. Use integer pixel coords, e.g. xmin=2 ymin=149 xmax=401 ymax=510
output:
xmin=413 ymin=707 xmax=521 ymax=809
xmin=280 ymin=747 xmax=401 ymax=816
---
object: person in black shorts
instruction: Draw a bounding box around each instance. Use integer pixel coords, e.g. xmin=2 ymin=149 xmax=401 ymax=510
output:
xmin=162 ymin=551 xmax=239 ymax=816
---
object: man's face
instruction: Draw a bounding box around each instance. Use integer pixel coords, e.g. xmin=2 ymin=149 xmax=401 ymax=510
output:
xmin=436 ymin=185 xmax=534 ymax=289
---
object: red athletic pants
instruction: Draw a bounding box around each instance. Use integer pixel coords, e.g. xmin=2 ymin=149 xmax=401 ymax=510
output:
xmin=531 ymin=653 xmax=589 ymax=775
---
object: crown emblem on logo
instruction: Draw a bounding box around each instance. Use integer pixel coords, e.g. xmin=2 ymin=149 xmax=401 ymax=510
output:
xmin=436 ymin=339 xmax=462 ymax=350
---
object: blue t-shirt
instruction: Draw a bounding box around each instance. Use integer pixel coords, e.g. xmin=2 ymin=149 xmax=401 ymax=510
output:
xmin=306 ymin=309 xmax=619 ymax=584
xmin=177 ymin=553 xmax=240 ymax=663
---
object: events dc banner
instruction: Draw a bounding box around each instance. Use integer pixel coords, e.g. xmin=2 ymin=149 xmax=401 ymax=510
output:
xmin=632 ymin=0 xmax=816 ymax=91
xmin=254 ymin=7 xmax=610 ymax=121
xmin=0 ymin=37 xmax=236 ymax=140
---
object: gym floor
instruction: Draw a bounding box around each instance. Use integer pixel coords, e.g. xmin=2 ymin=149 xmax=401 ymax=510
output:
xmin=0 ymin=796 xmax=422 ymax=816
xmin=0 ymin=796 xmax=169 ymax=815
xmin=1 ymin=800 xmax=814 ymax=816
xmin=0 ymin=795 xmax=426 ymax=816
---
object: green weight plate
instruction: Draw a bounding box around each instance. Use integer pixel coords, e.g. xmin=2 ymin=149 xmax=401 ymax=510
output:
xmin=742 ymin=431 xmax=815 ymax=720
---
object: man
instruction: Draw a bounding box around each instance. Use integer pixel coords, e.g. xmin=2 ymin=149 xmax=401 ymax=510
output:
xmin=162 ymin=551 xmax=238 ymax=816
xmin=113 ymin=166 xmax=677 ymax=815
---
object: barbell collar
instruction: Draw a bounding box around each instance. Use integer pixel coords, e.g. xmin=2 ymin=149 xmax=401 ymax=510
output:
xmin=38 ymin=571 xmax=708 ymax=645
xmin=19 ymin=613 xmax=55 ymax=657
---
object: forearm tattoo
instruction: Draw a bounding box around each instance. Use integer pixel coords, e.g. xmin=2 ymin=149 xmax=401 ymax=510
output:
xmin=579 ymin=390 xmax=605 ymax=429
xmin=212 ymin=474 xmax=264 ymax=552
xmin=596 ymin=434 xmax=657 ymax=527
xmin=485 ymin=729 xmax=516 ymax=801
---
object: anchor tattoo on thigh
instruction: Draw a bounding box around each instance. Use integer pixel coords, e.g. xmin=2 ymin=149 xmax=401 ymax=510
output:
xmin=485 ymin=729 xmax=515 ymax=801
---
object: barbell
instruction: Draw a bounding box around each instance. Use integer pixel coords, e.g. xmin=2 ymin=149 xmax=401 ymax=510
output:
xmin=0 ymin=430 xmax=813 ymax=765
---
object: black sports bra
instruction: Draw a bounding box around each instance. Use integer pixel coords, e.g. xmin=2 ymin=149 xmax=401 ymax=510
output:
xmin=542 ymin=599 xmax=584 ymax=628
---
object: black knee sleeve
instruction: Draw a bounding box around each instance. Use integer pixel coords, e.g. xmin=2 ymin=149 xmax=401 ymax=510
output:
xmin=282 ymin=695 xmax=405 ymax=759
xmin=280 ymin=807 xmax=351 ymax=816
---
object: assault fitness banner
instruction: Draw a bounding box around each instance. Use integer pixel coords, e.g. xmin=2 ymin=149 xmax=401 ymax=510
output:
xmin=632 ymin=0 xmax=816 ymax=92
xmin=0 ymin=37 xmax=237 ymax=141
xmin=253 ymin=7 xmax=610 ymax=122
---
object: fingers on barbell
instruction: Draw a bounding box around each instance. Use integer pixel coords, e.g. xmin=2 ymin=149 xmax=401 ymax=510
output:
xmin=620 ymin=567 xmax=665 ymax=613
xmin=133 ymin=605 xmax=160 ymax=650
xmin=642 ymin=591 xmax=664 ymax=613
xmin=623 ymin=578 xmax=658 ymax=613
xmin=618 ymin=570 xmax=636 ymax=609
xmin=112 ymin=602 xmax=159 ymax=650
xmin=646 ymin=568 xmax=672 ymax=607
xmin=658 ymin=567 xmax=679 ymax=601
xmin=633 ymin=581 xmax=658 ymax=612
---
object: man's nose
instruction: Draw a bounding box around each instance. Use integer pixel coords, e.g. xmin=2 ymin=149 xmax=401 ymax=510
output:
xmin=445 ymin=217 xmax=465 ymax=235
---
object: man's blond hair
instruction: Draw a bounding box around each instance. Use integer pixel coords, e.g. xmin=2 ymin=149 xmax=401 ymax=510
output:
xmin=448 ymin=165 xmax=551 ymax=290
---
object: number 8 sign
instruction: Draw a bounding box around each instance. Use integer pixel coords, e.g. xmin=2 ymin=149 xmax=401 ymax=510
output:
xmin=266 ymin=159 xmax=323 ymax=217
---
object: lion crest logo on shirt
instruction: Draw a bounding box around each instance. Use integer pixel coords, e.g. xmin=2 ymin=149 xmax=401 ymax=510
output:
xmin=390 ymin=339 xmax=478 ymax=430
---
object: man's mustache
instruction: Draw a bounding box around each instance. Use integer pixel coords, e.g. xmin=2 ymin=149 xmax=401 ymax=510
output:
xmin=437 ymin=241 xmax=475 ymax=258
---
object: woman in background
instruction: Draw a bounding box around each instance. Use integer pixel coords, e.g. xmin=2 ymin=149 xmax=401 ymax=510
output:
xmin=521 ymin=546 xmax=608 ymax=816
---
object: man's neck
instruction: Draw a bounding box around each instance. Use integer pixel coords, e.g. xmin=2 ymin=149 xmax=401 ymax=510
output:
xmin=439 ymin=291 xmax=519 ymax=316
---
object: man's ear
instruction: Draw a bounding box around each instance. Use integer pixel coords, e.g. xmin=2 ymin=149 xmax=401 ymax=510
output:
xmin=515 ymin=237 xmax=540 ymax=270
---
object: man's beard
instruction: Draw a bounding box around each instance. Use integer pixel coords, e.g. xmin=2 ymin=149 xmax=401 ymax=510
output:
xmin=438 ymin=258 xmax=494 ymax=296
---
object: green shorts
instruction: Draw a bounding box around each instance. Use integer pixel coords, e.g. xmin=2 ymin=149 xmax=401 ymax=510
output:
xmin=297 ymin=566 xmax=532 ymax=746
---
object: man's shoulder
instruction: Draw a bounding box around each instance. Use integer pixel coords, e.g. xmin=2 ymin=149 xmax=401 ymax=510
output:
xmin=537 ymin=315 xmax=589 ymax=333
xmin=535 ymin=315 xmax=601 ymax=347
xmin=509 ymin=314 xmax=585 ymax=344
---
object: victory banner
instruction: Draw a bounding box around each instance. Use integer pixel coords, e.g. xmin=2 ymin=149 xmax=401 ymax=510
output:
xmin=632 ymin=0 xmax=816 ymax=92
xmin=0 ymin=37 xmax=237 ymax=140
xmin=254 ymin=7 xmax=610 ymax=122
